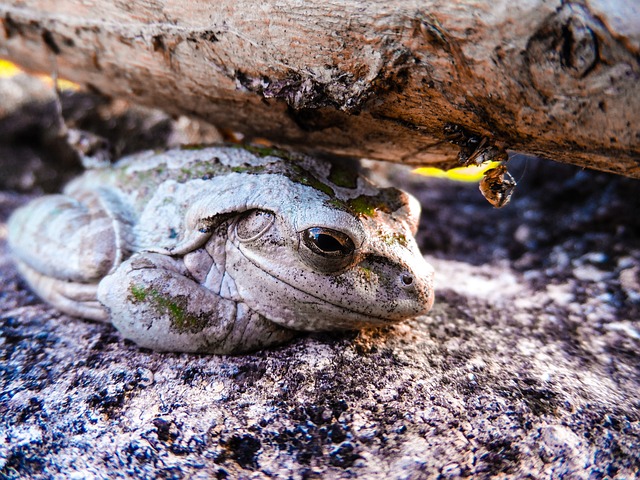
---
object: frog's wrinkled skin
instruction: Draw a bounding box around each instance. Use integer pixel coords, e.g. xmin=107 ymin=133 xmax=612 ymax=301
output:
xmin=7 ymin=146 xmax=435 ymax=354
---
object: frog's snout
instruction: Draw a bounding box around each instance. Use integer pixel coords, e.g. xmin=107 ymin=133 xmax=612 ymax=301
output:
xmin=397 ymin=263 xmax=435 ymax=315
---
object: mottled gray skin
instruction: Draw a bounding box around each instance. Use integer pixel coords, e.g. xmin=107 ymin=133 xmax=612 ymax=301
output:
xmin=7 ymin=146 xmax=434 ymax=354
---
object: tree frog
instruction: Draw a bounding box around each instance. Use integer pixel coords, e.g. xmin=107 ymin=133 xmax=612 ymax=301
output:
xmin=8 ymin=146 xmax=434 ymax=354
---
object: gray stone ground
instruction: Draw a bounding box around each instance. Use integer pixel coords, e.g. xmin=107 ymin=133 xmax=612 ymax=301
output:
xmin=0 ymin=76 xmax=639 ymax=479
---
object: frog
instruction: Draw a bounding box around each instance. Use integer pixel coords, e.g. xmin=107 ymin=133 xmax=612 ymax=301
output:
xmin=7 ymin=145 xmax=435 ymax=354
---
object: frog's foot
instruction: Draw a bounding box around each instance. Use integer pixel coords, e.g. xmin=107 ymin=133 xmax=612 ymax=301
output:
xmin=13 ymin=258 xmax=108 ymax=321
xmin=97 ymin=252 xmax=297 ymax=354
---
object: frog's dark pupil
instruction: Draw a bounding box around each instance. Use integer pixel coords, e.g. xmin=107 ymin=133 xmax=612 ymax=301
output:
xmin=304 ymin=227 xmax=354 ymax=256
xmin=315 ymin=233 xmax=343 ymax=252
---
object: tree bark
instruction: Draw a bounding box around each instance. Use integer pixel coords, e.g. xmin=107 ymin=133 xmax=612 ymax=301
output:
xmin=0 ymin=0 xmax=638 ymax=177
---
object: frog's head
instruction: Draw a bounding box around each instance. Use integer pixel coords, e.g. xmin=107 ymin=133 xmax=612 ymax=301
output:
xmin=215 ymin=171 xmax=435 ymax=332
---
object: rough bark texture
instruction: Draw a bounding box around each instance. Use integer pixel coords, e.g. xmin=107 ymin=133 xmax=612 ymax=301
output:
xmin=1 ymin=1 xmax=639 ymax=177
xmin=1 ymin=76 xmax=640 ymax=479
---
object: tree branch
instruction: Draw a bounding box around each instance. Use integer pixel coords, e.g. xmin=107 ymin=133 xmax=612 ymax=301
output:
xmin=1 ymin=1 xmax=638 ymax=176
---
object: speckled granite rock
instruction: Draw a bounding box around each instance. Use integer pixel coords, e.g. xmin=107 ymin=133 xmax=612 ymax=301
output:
xmin=0 ymin=82 xmax=639 ymax=479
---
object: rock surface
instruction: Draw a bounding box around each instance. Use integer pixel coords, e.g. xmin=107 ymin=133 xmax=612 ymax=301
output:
xmin=1 ymin=82 xmax=639 ymax=479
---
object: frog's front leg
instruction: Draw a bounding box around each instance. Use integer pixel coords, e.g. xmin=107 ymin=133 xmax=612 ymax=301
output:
xmin=97 ymin=252 xmax=297 ymax=354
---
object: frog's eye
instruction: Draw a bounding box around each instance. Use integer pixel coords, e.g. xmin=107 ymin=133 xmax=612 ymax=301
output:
xmin=299 ymin=227 xmax=356 ymax=273
xmin=235 ymin=210 xmax=275 ymax=242
xmin=303 ymin=228 xmax=355 ymax=256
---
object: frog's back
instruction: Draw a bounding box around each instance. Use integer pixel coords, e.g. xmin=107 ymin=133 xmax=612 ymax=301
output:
xmin=65 ymin=146 xmax=290 ymax=207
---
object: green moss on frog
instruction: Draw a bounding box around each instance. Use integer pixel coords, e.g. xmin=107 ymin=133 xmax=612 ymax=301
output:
xmin=347 ymin=196 xmax=378 ymax=217
xmin=130 ymin=284 xmax=147 ymax=302
xmin=232 ymin=144 xmax=293 ymax=160
xmin=129 ymin=284 xmax=209 ymax=334
xmin=346 ymin=188 xmax=405 ymax=218
xmin=230 ymin=146 xmax=338 ymax=197
xmin=328 ymin=163 xmax=359 ymax=189
xmin=378 ymin=231 xmax=409 ymax=248
xmin=360 ymin=266 xmax=373 ymax=282
xmin=295 ymin=172 xmax=335 ymax=197
xmin=230 ymin=164 xmax=267 ymax=174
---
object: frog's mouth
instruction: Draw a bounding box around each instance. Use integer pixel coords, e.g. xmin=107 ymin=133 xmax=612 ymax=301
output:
xmin=258 ymin=273 xmax=397 ymax=330
xmin=255 ymin=264 xmax=392 ymax=324
xmin=273 ymin=273 xmax=393 ymax=324
xmin=226 ymin=244 xmax=432 ymax=330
